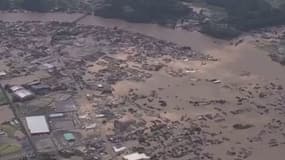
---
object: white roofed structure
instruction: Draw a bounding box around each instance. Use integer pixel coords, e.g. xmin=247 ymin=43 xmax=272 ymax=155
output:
xmin=123 ymin=152 xmax=150 ymax=160
xmin=26 ymin=116 xmax=50 ymax=134
xmin=10 ymin=85 xmax=34 ymax=101
xmin=14 ymin=89 xmax=33 ymax=99
xmin=10 ymin=85 xmax=24 ymax=92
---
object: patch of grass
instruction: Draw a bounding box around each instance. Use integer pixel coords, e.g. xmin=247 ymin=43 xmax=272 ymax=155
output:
xmin=0 ymin=144 xmax=21 ymax=156
xmin=0 ymin=90 xmax=8 ymax=105
xmin=0 ymin=124 xmax=17 ymax=137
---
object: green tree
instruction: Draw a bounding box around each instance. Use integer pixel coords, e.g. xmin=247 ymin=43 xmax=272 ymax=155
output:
xmin=22 ymin=0 xmax=52 ymax=12
xmin=95 ymin=0 xmax=190 ymax=23
xmin=205 ymin=0 xmax=285 ymax=31
xmin=0 ymin=0 xmax=10 ymax=10
xmin=201 ymin=22 xmax=241 ymax=39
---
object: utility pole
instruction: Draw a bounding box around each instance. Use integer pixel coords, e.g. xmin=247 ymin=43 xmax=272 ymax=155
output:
xmin=92 ymin=3 xmax=94 ymax=16
xmin=0 ymin=85 xmax=38 ymax=159
xmin=55 ymin=0 xmax=58 ymax=10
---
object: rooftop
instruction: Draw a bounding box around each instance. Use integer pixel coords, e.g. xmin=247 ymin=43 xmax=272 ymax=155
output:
xmin=63 ymin=133 xmax=75 ymax=141
xmin=10 ymin=86 xmax=24 ymax=92
xmin=26 ymin=116 xmax=50 ymax=134
xmin=14 ymin=89 xmax=33 ymax=99
xmin=123 ymin=152 xmax=150 ymax=160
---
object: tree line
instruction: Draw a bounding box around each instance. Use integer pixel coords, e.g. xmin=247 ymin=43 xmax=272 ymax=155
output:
xmin=0 ymin=0 xmax=191 ymax=24
xmin=0 ymin=0 xmax=79 ymax=12
xmin=1 ymin=0 xmax=285 ymax=38
xmin=202 ymin=0 xmax=285 ymax=38
xmin=0 ymin=0 xmax=49 ymax=11
xmin=95 ymin=0 xmax=191 ymax=24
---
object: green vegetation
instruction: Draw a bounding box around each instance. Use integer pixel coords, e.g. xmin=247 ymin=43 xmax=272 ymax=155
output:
xmin=0 ymin=124 xmax=17 ymax=137
xmin=0 ymin=90 xmax=8 ymax=105
xmin=0 ymin=144 xmax=21 ymax=155
xmin=21 ymin=0 xmax=52 ymax=12
xmin=201 ymin=22 xmax=240 ymax=39
xmin=0 ymin=0 xmax=10 ymax=10
xmin=0 ymin=0 xmax=285 ymax=38
xmin=95 ymin=0 xmax=191 ymax=24
xmin=0 ymin=0 xmax=80 ymax=12
xmin=0 ymin=0 xmax=50 ymax=11
xmin=203 ymin=0 xmax=285 ymax=38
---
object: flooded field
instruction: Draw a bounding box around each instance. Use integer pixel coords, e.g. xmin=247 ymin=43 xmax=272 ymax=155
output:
xmin=0 ymin=12 xmax=284 ymax=160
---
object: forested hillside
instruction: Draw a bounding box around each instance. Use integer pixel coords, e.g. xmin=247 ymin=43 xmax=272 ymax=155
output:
xmin=202 ymin=0 xmax=285 ymax=38
xmin=1 ymin=0 xmax=285 ymax=38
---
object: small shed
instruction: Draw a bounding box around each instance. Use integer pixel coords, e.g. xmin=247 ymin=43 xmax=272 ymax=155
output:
xmin=64 ymin=133 xmax=75 ymax=141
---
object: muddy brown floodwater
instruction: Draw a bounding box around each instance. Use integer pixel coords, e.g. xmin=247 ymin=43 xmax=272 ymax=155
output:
xmin=0 ymin=12 xmax=284 ymax=84
xmin=0 ymin=12 xmax=285 ymax=160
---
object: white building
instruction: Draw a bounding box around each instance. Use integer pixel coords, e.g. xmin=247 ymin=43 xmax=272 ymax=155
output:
xmin=10 ymin=85 xmax=34 ymax=101
xmin=26 ymin=116 xmax=50 ymax=134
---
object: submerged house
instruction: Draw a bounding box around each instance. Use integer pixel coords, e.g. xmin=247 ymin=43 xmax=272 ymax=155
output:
xmin=10 ymin=85 xmax=34 ymax=101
